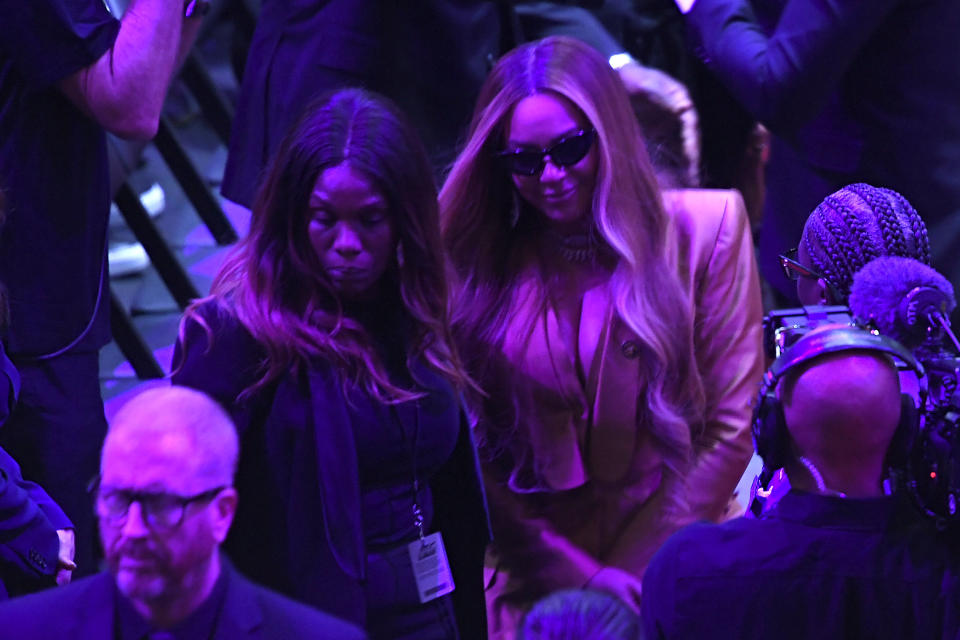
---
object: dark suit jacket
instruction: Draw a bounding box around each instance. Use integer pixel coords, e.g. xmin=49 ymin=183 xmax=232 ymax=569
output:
xmin=171 ymin=300 xmax=491 ymax=638
xmin=685 ymin=0 xmax=960 ymax=301
xmin=0 ymin=561 xmax=366 ymax=639
xmin=0 ymin=344 xmax=67 ymax=599
xmin=0 ymin=448 xmax=62 ymax=600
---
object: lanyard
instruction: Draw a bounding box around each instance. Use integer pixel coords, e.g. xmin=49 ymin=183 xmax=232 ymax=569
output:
xmin=390 ymin=399 xmax=424 ymax=539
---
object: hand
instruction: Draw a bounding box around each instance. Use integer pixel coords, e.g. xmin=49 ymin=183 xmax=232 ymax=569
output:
xmin=585 ymin=566 xmax=643 ymax=613
xmin=55 ymin=529 xmax=76 ymax=586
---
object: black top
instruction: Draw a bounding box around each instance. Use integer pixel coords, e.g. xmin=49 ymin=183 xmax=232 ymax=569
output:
xmin=0 ymin=0 xmax=118 ymax=356
xmin=641 ymin=490 xmax=960 ymax=639
xmin=343 ymin=298 xmax=458 ymax=548
xmin=351 ymin=334 xmax=459 ymax=550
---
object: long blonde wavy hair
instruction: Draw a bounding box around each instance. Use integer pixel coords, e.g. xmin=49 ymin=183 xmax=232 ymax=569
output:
xmin=181 ymin=88 xmax=472 ymax=403
xmin=439 ymin=36 xmax=705 ymax=482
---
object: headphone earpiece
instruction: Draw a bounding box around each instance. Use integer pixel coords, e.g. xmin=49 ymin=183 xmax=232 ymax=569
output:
xmin=884 ymin=393 xmax=921 ymax=474
xmin=752 ymin=380 xmax=791 ymax=474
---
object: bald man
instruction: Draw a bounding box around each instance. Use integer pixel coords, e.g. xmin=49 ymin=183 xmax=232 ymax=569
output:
xmin=641 ymin=339 xmax=960 ymax=639
xmin=0 ymin=385 xmax=365 ymax=639
xmin=778 ymin=350 xmax=904 ymax=499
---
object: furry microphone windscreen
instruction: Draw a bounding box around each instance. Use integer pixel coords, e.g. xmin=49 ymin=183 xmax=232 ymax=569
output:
xmin=849 ymin=256 xmax=955 ymax=350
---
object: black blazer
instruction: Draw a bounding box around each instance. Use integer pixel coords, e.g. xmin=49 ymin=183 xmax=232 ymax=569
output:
xmin=172 ymin=300 xmax=490 ymax=638
xmin=0 ymin=560 xmax=366 ymax=639
xmin=0 ymin=343 xmax=69 ymax=599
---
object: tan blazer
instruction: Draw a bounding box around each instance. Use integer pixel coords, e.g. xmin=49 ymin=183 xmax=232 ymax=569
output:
xmin=482 ymin=189 xmax=764 ymax=638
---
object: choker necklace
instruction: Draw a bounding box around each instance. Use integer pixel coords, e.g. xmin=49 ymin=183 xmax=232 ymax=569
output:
xmin=545 ymin=225 xmax=599 ymax=263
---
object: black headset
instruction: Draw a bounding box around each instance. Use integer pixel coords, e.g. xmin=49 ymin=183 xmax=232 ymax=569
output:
xmin=752 ymin=324 xmax=927 ymax=493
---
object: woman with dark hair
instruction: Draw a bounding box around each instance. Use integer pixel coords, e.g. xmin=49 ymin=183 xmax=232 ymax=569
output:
xmin=172 ymin=88 xmax=489 ymax=639
xmin=440 ymin=36 xmax=763 ymax=637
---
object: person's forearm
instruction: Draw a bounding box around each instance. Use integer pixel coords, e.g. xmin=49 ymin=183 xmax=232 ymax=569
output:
xmin=16 ymin=477 xmax=73 ymax=530
xmin=59 ymin=0 xmax=186 ymax=139
xmin=97 ymin=0 xmax=183 ymax=137
xmin=682 ymin=0 xmax=901 ymax=132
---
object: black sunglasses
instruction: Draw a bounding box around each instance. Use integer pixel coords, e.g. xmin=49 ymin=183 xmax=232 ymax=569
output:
xmin=778 ymin=248 xmax=822 ymax=282
xmin=497 ymin=128 xmax=596 ymax=176
xmin=779 ymin=248 xmax=844 ymax=302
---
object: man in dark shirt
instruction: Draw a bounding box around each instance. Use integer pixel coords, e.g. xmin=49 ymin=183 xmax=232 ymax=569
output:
xmin=641 ymin=327 xmax=960 ymax=639
xmin=0 ymin=385 xmax=366 ymax=639
xmin=0 ymin=0 xmax=204 ymax=575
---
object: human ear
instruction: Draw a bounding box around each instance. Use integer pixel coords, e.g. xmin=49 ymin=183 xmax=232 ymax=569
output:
xmin=816 ymin=278 xmax=832 ymax=304
xmin=210 ymin=488 xmax=238 ymax=543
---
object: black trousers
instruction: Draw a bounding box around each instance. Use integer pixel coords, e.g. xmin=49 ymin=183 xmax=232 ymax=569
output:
xmin=0 ymin=351 xmax=107 ymax=578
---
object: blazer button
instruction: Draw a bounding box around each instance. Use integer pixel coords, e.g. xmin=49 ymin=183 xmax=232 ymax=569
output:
xmin=621 ymin=340 xmax=641 ymax=359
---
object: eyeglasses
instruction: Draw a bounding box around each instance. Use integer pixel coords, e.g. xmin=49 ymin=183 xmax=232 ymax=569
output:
xmin=778 ymin=248 xmax=824 ymax=281
xmin=497 ymin=128 xmax=596 ymax=176
xmin=91 ymin=477 xmax=226 ymax=532
xmin=779 ymin=247 xmax=845 ymax=302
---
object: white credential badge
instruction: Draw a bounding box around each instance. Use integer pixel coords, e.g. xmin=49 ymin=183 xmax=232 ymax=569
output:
xmin=407 ymin=532 xmax=455 ymax=603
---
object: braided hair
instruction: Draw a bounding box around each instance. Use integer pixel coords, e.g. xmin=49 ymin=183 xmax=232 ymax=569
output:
xmin=800 ymin=183 xmax=931 ymax=301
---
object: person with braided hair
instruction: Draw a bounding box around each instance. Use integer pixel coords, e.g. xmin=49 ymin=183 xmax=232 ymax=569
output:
xmin=759 ymin=183 xmax=934 ymax=519
xmin=780 ymin=183 xmax=931 ymax=306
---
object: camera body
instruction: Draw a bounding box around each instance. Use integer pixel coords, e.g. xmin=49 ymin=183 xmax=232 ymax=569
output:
xmin=907 ymin=350 xmax=960 ymax=525
xmin=763 ymin=305 xmax=855 ymax=360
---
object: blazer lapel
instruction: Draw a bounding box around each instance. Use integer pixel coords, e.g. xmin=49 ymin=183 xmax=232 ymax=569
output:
xmin=585 ymin=294 xmax=644 ymax=485
xmin=305 ymin=366 xmax=365 ymax=580
xmin=70 ymin=573 xmax=118 ymax=638
xmin=502 ymin=276 xmax=589 ymax=490
xmin=214 ymin=564 xmax=263 ymax=640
